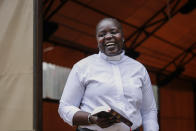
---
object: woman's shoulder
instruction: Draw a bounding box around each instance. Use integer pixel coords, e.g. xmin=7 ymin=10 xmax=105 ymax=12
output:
xmin=124 ymin=55 xmax=145 ymax=69
xmin=74 ymin=54 xmax=98 ymax=68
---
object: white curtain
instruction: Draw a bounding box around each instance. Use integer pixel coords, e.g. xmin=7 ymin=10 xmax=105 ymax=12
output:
xmin=0 ymin=0 xmax=33 ymax=130
xmin=43 ymin=62 xmax=71 ymax=100
xmin=152 ymin=85 xmax=159 ymax=108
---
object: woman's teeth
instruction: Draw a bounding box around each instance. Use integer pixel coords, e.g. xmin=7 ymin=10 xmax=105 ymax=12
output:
xmin=106 ymin=43 xmax=115 ymax=46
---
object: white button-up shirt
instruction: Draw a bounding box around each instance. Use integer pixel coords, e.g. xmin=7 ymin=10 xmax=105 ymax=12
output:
xmin=58 ymin=51 xmax=159 ymax=131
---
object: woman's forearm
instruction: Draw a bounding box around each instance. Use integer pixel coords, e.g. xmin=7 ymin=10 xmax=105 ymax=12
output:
xmin=73 ymin=111 xmax=91 ymax=126
xmin=73 ymin=111 xmax=117 ymax=128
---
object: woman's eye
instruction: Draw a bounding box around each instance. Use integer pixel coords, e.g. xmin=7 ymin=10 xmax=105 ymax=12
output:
xmin=98 ymin=33 xmax=105 ymax=37
xmin=111 ymin=32 xmax=117 ymax=34
xmin=111 ymin=30 xmax=119 ymax=34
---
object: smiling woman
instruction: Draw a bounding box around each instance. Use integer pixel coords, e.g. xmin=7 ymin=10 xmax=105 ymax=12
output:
xmin=58 ymin=18 xmax=159 ymax=131
xmin=96 ymin=18 xmax=124 ymax=56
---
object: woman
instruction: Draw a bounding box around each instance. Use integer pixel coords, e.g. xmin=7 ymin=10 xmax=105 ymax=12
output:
xmin=58 ymin=18 xmax=159 ymax=131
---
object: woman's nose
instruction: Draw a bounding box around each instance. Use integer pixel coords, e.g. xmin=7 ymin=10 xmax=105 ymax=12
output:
xmin=104 ymin=33 xmax=112 ymax=39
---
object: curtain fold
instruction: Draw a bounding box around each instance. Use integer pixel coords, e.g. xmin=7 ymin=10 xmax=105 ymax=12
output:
xmin=43 ymin=62 xmax=71 ymax=100
xmin=0 ymin=0 xmax=33 ymax=130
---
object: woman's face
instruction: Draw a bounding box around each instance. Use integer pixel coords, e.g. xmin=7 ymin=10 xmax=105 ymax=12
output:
xmin=96 ymin=20 xmax=124 ymax=56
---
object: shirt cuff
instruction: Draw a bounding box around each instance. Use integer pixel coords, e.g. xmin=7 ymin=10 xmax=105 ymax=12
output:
xmin=143 ymin=119 xmax=159 ymax=131
xmin=58 ymin=106 xmax=80 ymax=126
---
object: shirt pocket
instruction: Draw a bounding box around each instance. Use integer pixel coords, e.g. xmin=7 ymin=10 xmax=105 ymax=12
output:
xmin=123 ymin=77 xmax=143 ymax=108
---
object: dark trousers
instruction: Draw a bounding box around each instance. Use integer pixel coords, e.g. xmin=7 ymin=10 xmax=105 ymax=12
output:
xmin=76 ymin=127 xmax=140 ymax=131
xmin=76 ymin=128 xmax=93 ymax=131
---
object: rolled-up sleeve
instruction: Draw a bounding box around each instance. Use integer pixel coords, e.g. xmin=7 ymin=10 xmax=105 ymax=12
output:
xmin=141 ymin=68 xmax=159 ymax=131
xmin=58 ymin=64 xmax=85 ymax=126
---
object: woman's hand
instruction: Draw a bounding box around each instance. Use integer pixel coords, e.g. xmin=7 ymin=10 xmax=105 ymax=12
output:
xmin=89 ymin=115 xmax=120 ymax=128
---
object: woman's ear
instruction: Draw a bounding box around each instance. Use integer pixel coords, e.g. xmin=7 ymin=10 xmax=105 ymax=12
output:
xmin=122 ymin=38 xmax=125 ymax=43
xmin=122 ymin=38 xmax=126 ymax=50
xmin=97 ymin=43 xmax=102 ymax=52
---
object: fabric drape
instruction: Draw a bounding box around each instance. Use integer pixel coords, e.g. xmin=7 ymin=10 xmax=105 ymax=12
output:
xmin=0 ymin=0 xmax=33 ymax=130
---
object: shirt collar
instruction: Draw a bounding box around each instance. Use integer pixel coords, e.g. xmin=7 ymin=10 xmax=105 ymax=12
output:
xmin=98 ymin=50 xmax=126 ymax=64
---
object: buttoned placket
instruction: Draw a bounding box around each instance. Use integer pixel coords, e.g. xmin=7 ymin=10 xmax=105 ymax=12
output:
xmin=111 ymin=63 xmax=137 ymax=131
xmin=111 ymin=63 xmax=125 ymax=106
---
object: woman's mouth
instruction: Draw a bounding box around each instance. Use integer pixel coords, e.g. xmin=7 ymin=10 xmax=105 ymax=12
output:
xmin=106 ymin=42 xmax=115 ymax=46
xmin=101 ymin=42 xmax=121 ymax=56
xmin=105 ymin=43 xmax=117 ymax=49
xmin=105 ymin=42 xmax=117 ymax=51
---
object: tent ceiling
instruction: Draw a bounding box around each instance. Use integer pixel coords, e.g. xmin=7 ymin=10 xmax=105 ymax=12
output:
xmin=43 ymin=0 xmax=196 ymax=83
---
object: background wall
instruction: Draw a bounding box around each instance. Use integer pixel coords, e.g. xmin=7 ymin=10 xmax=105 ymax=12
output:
xmin=160 ymin=79 xmax=195 ymax=130
xmin=0 ymin=0 xmax=34 ymax=130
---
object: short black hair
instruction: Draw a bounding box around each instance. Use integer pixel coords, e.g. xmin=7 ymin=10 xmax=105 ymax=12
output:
xmin=96 ymin=18 xmax=123 ymax=35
